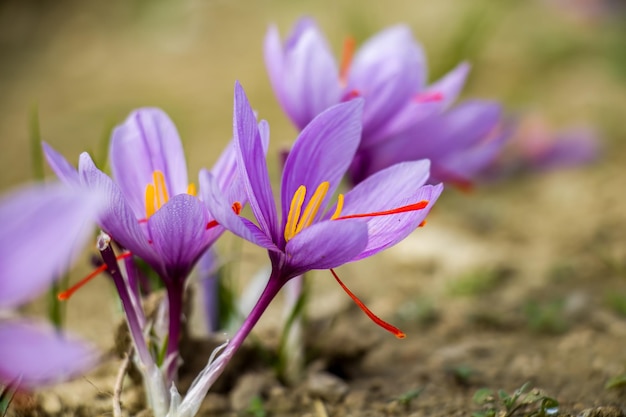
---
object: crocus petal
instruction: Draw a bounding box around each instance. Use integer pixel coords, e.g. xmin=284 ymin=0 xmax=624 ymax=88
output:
xmin=265 ymin=18 xmax=341 ymax=130
xmin=338 ymin=160 xmax=443 ymax=260
xmin=435 ymin=129 xmax=509 ymax=182
xmin=199 ymin=170 xmax=278 ymax=251
xmin=232 ymin=82 xmax=280 ymax=243
xmin=78 ymin=153 xmax=157 ymax=266
xmin=0 ymin=320 xmax=98 ymax=388
xmin=147 ymin=194 xmax=211 ymax=281
xmin=110 ymin=108 xmax=189 ymax=217
xmin=0 ymin=183 xmax=102 ymax=309
xmin=424 ymin=61 xmax=471 ymax=110
xmin=341 ymin=160 xmax=431 ymax=214
xmin=371 ymin=62 xmax=472 ymax=141
xmin=433 ymin=100 xmax=503 ymax=154
xmin=347 ymin=25 xmax=426 ymax=142
xmin=284 ymin=219 xmax=368 ymax=277
xmin=42 ymin=142 xmax=80 ymax=186
xmin=281 ymin=99 xmax=363 ymax=226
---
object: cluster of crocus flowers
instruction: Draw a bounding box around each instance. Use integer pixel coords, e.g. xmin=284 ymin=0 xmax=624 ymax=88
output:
xmin=43 ymin=108 xmax=249 ymax=415
xmin=264 ymin=17 xmax=508 ymax=188
xmin=0 ymin=183 xmax=102 ymax=389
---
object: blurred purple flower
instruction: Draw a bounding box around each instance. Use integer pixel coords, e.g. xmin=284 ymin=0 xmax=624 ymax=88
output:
xmin=484 ymin=117 xmax=601 ymax=179
xmin=265 ymin=17 xmax=508 ymax=187
xmin=0 ymin=183 xmax=101 ymax=388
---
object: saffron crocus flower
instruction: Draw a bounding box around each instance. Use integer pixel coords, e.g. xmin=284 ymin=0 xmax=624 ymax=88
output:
xmin=43 ymin=108 xmax=247 ymax=386
xmin=265 ymin=17 xmax=508 ymax=187
xmin=166 ymin=82 xmax=442 ymax=417
xmin=484 ymin=117 xmax=601 ymax=179
xmin=0 ymin=183 xmax=101 ymax=388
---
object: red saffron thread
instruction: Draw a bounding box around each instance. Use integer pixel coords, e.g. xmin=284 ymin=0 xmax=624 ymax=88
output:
xmin=334 ymin=200 xmax=429 ymax=221
xmin=330 ymin=268 xmax=406 ymax=339
xmin=57 ymin=252 xmax=133 ymax=301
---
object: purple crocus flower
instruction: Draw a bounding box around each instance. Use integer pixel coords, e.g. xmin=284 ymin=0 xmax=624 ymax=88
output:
xmin=166 ymin=82 xmax=442 ymax=416
xmin=0 ymin=183 xmax=101 ymax=388
xmin=265 ymin=17 xmax=508 ymax=187
xmin=43 ymin=108 xmax=246 ymax=383
xmin=483 ymin=117 xmax=601 ymax=179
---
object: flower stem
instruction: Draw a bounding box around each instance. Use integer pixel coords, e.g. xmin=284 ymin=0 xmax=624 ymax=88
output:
xmin=98 ymin=234 xmax=168 ymax=416
xmin=98 ymin=237 xmax=153 ymax=368
xmin=165 ymin=280 xmax=184 ymax=383
xmin=174 ymin=270 xmax=284 ymax=417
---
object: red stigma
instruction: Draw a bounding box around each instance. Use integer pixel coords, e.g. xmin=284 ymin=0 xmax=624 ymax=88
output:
xmin=330 ymin=269 xmax=405 ymax=339
xmin=206 ymin=201 xmax=243 ymax=230
xmin=58 ymin=252 xmax=133 ymax=301
xmin=413 ymin=91 xmax=444 ymax=103
xmin=334 ymin=200 xmax=429 ymax=221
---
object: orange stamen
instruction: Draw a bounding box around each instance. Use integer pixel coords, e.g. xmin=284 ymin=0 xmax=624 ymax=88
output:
xmin=334 ymin=200 xmax=429 ymax=221
xmin=206 ymin=202 xmax=243 ymax=230
xmin=339 ymin=36 xmax=356 ymax=85
xmin=58 ymin=252 xmax=133 ymax=301
xmin=330 ymin=268 xmax=405 ymax=339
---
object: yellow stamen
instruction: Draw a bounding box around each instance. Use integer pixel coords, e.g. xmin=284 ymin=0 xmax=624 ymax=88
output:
xmin=330 ymin=193 xmax=344 ymax=220
xmin=294 ymin=181 xmax=329 ymax=235
xmin=153 ymin=171 xmax=169 ymax=207
xmin=284 ymin=185 xmax=307 ymax=242
xmin=187 ymin=183 xmax=197 ymax=196
xmin=145 ymin=184 xmax=156 ymax=219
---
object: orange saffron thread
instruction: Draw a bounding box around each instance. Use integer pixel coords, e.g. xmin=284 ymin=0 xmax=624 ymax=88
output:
xmin=206 ymin=202 xmax=243 ymax=230
xmin=58 ymin=252 xmax=133 ymax=301
xmin=334 ymin=200 xmax=429 ymax=221
xmin=330 ymin=268 xmax=405 ymax=339
xmin=339 ymin=36 xmax=356 ymax=85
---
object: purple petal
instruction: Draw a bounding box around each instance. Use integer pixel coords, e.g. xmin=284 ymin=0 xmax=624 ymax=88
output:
xmin=368 ymin=62 xmax=471 ymax=142
xmin=281 ymin=99 xmax=364 ymax=229
xmin=347 ymin=25 xmax=426 ymax=142
xmin=425 ymin=62 xmax=471 ymax=110
xmin=265 ymin=18 xmax=341 ymax=130
xmin=147 ymin=194 xmax=211 ymax=281
xmin=435 ymin=129 xmax=509 ymax=182
xmin=0 ymin=320 xmax=98 ymax=388
xmin=358 ymin=183 xmax=443 ymax=260
xmin=337 ymin=161 xmax=443 ymax=260
xmin=0 ymin=183 xmax=102 ymax=309
xmin=199 ymin=170 xmax=278 ymax=251
xmin=42 ymin=142 xmax=80 ymax=186
xmin=284 ymin=219 xmax=368 ymax=277
xmin=110 ymin=108 xmax=189 ymax=218
xmin=233 ymin=82 xmax=280 ymax=242
xmin=78 ymin=153 xmax=158 ymax=266
xmin=433 ymin=100 xmax=503 ymax=154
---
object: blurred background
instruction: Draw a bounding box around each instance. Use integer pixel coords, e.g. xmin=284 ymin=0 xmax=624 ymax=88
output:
xmin=1 ymin=0 xmax=625 ymax=191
